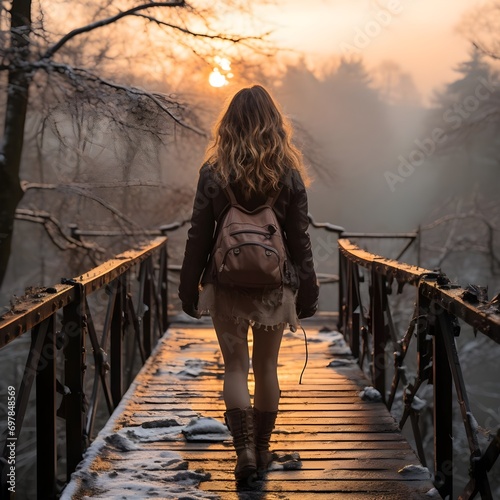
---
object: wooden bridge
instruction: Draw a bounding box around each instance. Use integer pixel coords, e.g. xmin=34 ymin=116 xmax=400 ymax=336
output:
xmin=60 ymin=322 xmax=435 ymax=499
xmin=1 ymin=229 xmax=499 ymax=499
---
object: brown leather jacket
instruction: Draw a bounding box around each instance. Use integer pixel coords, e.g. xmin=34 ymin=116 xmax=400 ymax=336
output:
xmin=179 ymin=163 xmax=319 ymax=315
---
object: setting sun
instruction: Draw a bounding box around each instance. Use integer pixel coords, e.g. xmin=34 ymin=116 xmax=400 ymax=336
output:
xmin=209 ymin=56 xmax=233 ymax=87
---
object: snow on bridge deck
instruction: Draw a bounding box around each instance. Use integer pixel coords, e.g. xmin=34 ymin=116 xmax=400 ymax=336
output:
xmin=62 ymin=320 xmax=436 ymax=499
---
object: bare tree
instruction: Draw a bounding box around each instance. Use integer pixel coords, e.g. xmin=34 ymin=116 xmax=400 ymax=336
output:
xmin=458 ymin=2 xmax=500 ymax=60
xmin=0 ymin=0 xmax=273 ymax=287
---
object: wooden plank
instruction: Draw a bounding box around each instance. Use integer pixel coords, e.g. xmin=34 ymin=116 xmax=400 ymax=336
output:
xmin=182 ymin=458 xmax=424 ymax=472
xmin=128 ymin=391 xmax=379 ymax=401
xmin=200 ymin=479 xmax=433 ymax=494
xmin=146 ymin=380 xmax=364 ymax=389
xmin=106 ymin=455 xmax=424 ymax=472
xmin=131 ymin=396 xmax=389 ymax=407
xmin=114 ymin=430 xmax=408 ymax=442
xmin=212 ymin=493 xmax=393 ymax=500
xmin=128 ymin=402 xmax=392 ymax=414
xmin=154 ymin=440 xmax=415 ymax=452
xmin=122 ymin=417 xmax=399 ymax=429
xmin=206 ymin=469 xmax=431 ymax=481
xmin=164 ymin=449 xmax=420 ymax=461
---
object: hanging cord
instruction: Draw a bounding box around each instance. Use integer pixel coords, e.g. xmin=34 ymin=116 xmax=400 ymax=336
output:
xmin=298 ymin=324 xmax=309 ymax=384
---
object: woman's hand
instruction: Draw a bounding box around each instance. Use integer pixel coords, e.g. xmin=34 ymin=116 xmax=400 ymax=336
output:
xmin=182 ymin=302 xmax=201 ymax=319
xmin=296 ymin=301 xmax=318 ymax=319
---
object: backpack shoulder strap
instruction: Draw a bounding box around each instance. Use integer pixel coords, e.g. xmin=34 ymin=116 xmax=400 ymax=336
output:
xmin=266 ymin=185 xmax=283 ymax=208
xmin=223 ymin=185 xmax=239 ymax=206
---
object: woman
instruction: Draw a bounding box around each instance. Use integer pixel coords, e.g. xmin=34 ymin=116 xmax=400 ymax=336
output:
xmin=179 ymin=85 xmax=318 ymax=482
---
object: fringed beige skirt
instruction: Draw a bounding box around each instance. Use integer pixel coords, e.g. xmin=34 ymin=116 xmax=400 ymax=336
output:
xmin=198 ymin=283 xmax=299 ymax=331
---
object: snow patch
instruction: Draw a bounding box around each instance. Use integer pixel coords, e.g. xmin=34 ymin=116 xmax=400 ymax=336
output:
xmin=182 ymin=416 xmax=230 ymax=442
xmin=398 ymin=464 xmax=431 ymax=478
xmin=104 ymin=433 xmax=138 ymax=451
xmin=426 ymin=487 xmax=440 ymax=497
xmin=318 ymin=328 xmax=343 ymax=339
xmin=467 ymin=411 xmax=479 ymax=432
xmin=306 ymin=336 xmax=325 ymax=343
xmin=411 ymin=396 xmax=427 ymax=411
xmin=77 ymin=472 xmax=217 ymax=499
xmin=177 ymin=359 xmax=218 ymax=378
xmin=269 ymin=452 xmax=302 ymax=471
xmin=159 ymin=450 xmax=184 ymax=460
xmin=125 ymin=425 xmax=182 ymax=442
xmin=327 ymin=358 xmax=357 ymax=367
xmin=273 ymin=428 xmax=291 ymax=435
xmin=65 ymin=438 xmax=213 ymax=498
xmin=359 ymin=386 xmax=382 ymax=402
xmin=168 ymin=469 xmax=211 ymax=484
xmin=329 ymin=337 xmax=352 ymax=355
xmin=141 ymin=418 xmax=182 ymax=428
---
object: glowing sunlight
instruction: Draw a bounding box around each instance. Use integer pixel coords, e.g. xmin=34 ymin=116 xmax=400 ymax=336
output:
xmin=209 ymin=56 xmax=234 ymax=87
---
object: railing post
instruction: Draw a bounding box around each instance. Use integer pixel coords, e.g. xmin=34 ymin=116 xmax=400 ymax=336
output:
xmin=36 ymin=316 xmax=57 ymax=499
xmin=436 ymin=309 xmax=492 ymax=498
xmin=338 ymin=250 xmax=346 ymax=333
xmin=431 ymin=304 xmax=453 ymax=498
xmin=1 ymin=314 xmax=49 ymax=498
xmin=371 ymin=270 xmax=386 ymax=403
xmin=143 ymin=259 xmax=153 ymax=357
xmin=348 ymin=261 xmax=360 ymax=359
xmin=110 ymin=277 xmax=125 ymax=407
xmin=62 ymin=283 xmax=86 ymax=481
xmin=344 ymin=258 xmax=351 ymax=344
xmin=160 ymin=242 xmax=169 ymax=332
xmin=416 ymin=224 xmax=421 ymax=267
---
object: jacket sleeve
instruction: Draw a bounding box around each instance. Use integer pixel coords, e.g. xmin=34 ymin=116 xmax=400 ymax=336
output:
xmin=283 ymin=172 xmax=319 ymax=314
xmin=178 ymin=167 xmax=217 ymax=305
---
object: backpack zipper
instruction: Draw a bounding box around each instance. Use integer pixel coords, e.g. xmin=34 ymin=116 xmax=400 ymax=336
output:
xmin=219 ymin=242 xmax=279 ymax=272
xmin=229 ymin=229 xmax=274 ymax=239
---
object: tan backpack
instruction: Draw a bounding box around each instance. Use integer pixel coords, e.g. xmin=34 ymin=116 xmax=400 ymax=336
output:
xmin=212 ymin=185 xmax=287 ymax=289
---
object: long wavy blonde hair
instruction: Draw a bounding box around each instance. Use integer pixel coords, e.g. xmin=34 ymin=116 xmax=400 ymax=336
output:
xmin=204 ymin=85 xmax=310 ymax=199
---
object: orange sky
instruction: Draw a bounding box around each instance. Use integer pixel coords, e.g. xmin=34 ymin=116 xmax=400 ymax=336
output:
xmin=255 ymin=0 xmax=479 ymax=102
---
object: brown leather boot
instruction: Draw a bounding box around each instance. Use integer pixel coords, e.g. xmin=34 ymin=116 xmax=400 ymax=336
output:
xmin=254 ymin=408 xmax=278 ymax=473
xmin=224 ymin=407 xmax=257 ymax=481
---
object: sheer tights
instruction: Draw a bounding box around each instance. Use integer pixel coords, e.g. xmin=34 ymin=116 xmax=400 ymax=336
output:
xmin=213 ymin=316 xmax=284 ymax=412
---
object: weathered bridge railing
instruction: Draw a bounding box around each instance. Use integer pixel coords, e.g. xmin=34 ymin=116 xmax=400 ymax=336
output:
xmin=0 ymin=237 xmax=168 ymax=499
xmin=338 ymin=238 xmax=500 ymax=499
xmin=308 ymin=215 xmax=420 ymax=263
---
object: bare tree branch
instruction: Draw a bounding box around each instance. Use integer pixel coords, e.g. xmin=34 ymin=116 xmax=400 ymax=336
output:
xmin=41 ymin=1 xmax=185 ymax=60
xmin=15 ymin=208 xmax=105 ymax=263
xmin=472 ymin=41 xmax=500 ymax=61
xmin=21 ymin=181 xmax=143 ymax=231
xmin=132 ymin=11 xmax=272 ymax=44
xmin=421 ymin=197 xmax=500 ymax=275
xmin=33 ymin=60 xmax=206 ymax=135
xmin=421 ymin=211 xmax=500 ymax=232
xmin=23 ymin=181 xmax=170 ymax=189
